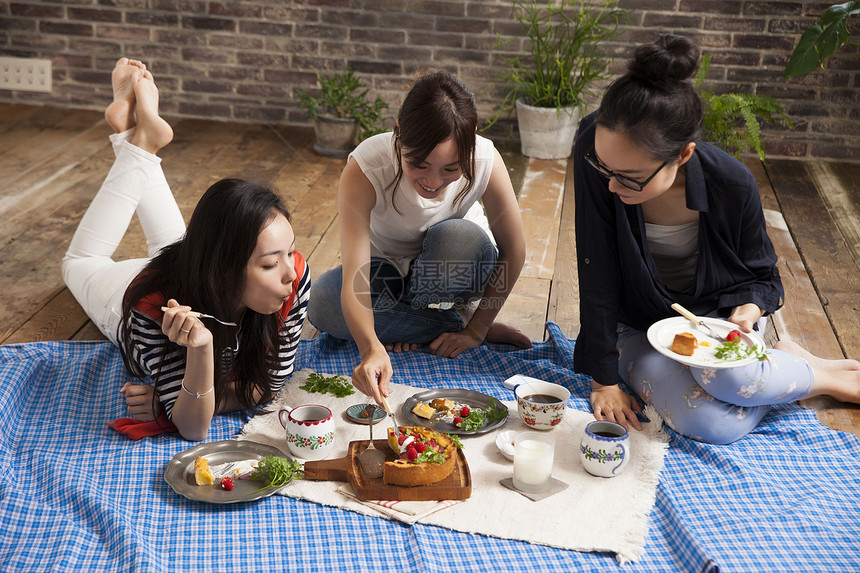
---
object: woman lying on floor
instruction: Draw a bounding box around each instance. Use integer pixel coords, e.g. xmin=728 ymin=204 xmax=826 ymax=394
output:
xmin=572 ymin=34 xmax=860 ymax=444
xmin=62 ymin=59 xmax=310 ymax=441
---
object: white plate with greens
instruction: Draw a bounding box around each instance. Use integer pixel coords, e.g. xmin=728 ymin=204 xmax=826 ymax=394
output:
xmin=647 ymin=316 xmax=766 ymax=369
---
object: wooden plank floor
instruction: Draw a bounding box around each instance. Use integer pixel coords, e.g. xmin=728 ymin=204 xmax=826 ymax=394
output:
xmin=1 ymin=103 xmax=858 ymax=439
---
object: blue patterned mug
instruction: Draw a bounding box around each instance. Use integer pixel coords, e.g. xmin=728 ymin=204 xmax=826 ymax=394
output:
xmin=580 ymin=421 xmax=629 ymax=477
xmin=278 ymin=405 xmax=335 ymax=460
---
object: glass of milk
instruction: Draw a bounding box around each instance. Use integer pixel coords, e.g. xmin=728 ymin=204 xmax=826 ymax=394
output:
xmin=512 ymin=432 xmax=555 ymax=493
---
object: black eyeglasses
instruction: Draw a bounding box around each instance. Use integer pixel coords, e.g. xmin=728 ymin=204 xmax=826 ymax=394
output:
xmin=584 ymin=146 xmax=668 ymax=192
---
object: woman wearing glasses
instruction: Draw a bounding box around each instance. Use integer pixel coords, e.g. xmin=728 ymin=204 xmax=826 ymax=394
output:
xmin=572 ymin=34 xmax=860 ymax=444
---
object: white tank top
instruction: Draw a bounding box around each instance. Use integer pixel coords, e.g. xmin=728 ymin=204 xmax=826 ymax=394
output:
xmin=349 ymin=132 xmax=496 ymax=276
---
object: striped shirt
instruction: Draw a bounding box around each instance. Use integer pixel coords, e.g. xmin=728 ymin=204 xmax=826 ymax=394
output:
xmin=125 ymin=253 xmax=311 ymax=418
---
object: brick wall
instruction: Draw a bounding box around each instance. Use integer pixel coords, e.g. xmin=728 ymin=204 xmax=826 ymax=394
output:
xmin=1 ymin=0 xmax=857 ymax=161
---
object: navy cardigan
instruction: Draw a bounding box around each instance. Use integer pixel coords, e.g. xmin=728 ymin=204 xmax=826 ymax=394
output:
xmin=572 ymin=112 xmax=784 ymax=386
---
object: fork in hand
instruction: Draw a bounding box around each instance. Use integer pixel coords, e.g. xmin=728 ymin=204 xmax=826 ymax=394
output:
xmin=160 ymin=306 xmax=237 ymax=327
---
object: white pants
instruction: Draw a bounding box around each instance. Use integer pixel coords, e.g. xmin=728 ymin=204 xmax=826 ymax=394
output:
xmin=62 ymin=129 xmax=186 ymax=344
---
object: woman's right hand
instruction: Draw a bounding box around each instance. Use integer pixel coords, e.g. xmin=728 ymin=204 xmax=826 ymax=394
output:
xmin=590 ymin=381 xmax=643 ymax=432
xmin=120 ymin=382 xmax=159 ymax=421
xmin=351 ymin=344 xmax=393 ymax=406
xmin=161 ymin=298 xmax=213 ymax=348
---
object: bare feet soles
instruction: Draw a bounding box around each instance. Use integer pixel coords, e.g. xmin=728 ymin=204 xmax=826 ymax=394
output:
xmin=105 ymin=58 xmax=146 ymax=133
xmin=130 ymin=69 xmax=173 ymax=154
xmin=105 ymin=58 xmax=173 ymax=153
xmin=486 ymin=322 xmax=533 ymax=349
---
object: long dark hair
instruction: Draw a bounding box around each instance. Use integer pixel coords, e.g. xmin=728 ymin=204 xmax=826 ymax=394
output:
xmin=388 ymin=71 xmax=478 ymax=211
xmin=597 ymin=34 xmax=703 ymax=162
xmin=119 ymin=178 xmax=292 ymax=414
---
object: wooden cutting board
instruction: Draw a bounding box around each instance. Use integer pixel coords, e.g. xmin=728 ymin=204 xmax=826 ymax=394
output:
xmin=303 ymin=439 xmax=471 ymax=501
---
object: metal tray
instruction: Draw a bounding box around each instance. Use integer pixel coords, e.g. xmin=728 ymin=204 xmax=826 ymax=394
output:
xmin=400 ymin=388 xmax=509 ymax=436
xmin=164 ymin=439 xmax=289 ymax=504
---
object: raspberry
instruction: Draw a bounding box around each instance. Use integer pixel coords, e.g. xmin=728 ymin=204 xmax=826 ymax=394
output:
xmin=220 ymin=477 xmax=234 ymax=491
xmin=414 ymin=442 xmax=427 ymax=453
xmin=398 ymin=434 xmax=407 ymax=445
xmin=407 ymin=446 xmax=418 ymax=460
xmin=453 ymin=416 xmax=463 ymax=426
xmin=726 ymin=330 xmax=742 ymax=342
xmin=460 ymin=406 xmax=470 ymax=417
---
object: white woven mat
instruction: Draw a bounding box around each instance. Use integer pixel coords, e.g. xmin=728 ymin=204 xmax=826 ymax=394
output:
xmin=239 ymin=369 xmax=669 ymax=563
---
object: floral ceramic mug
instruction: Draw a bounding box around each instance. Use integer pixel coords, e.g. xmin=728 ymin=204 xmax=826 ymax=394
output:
xmin=503 ymin=375 xmax=570 ymax=431
xmin=580 ymin=420 xmax=629 ymax=478
xmin=278 ymin=405 xmax=335 ymax=460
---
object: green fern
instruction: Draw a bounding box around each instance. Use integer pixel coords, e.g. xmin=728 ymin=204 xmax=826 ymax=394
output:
xmin=695 ymin=55 xmax=793 ymax=162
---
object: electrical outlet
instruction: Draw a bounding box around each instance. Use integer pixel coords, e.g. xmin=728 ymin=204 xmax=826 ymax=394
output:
xmin=0 ymin=57 xmax=52 ymax=93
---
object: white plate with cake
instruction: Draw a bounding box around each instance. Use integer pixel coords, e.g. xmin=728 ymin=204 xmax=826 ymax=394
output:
xmin=646 ymin=316 xmax=766 ymax=369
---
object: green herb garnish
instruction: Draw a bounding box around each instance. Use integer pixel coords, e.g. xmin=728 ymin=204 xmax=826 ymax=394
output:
xmin=446 ymin=433 xmax=463 ymax=449
xmin=414 ymin=449 xmax=446 ymax=464
xmin=456 ymin=404 xmax=508 ymax=431
xmin=249 ymin=455 xmax=304 ymax=493
xmin=714 ymin=340 xmax=767 ymax=362
xmin=299 ymin=372 xmax=355 ymax=397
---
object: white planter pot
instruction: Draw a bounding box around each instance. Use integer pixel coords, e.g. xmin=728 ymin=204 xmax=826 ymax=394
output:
xmin=515 ymin=99 xmax=580 ymax=160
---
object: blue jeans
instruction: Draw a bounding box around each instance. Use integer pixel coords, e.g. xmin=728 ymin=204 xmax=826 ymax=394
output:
xmin=308 ymin=219 xmax=497 ymax=344
xmin=616 ymin=323 xmax=814 ymax=444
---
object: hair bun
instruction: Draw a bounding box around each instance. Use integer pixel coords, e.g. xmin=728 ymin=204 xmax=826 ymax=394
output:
xmin=627 ymin=33 xmax=700 ymax=88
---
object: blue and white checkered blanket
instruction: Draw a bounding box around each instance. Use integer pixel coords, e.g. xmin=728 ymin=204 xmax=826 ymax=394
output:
xmin=2 ymin=323 xmax=859 ymax=572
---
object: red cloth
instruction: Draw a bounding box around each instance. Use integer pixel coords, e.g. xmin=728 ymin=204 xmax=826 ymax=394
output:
xmin=108 ymin=412 xmax=178 ymax=440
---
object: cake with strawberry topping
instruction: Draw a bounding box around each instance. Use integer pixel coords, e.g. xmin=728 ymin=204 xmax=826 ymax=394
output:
xmin=383 ymin=426 xmax=458 ymax=486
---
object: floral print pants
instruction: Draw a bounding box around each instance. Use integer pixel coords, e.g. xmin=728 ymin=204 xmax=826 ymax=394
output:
xmin=617 ymin=324 xmax=813 ymax=444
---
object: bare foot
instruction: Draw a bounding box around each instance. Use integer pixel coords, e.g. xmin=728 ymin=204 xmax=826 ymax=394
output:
xmin=104 ymin=58 xmax=146 ymax=133
xmin=130 ymin=70 xmax=173 ymax=154
xmin=384 ymin=342 xmax=421 ymax=353
xmin=776 ymin=340 xmax=860 ymax=403
xmin=774 ymin=339 xmax=860 ymax=372
xmin=807 ymin=368 xmax=860 ymax=404
xmin=485 ymin=322 xmax=532 ymax=348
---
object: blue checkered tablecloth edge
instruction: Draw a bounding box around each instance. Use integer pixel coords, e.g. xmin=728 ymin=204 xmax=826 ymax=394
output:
xmin=1 ymin=324 xmax=859 ymax=572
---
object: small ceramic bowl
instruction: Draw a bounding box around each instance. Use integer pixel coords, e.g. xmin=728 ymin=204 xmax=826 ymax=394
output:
xmin=345 ymin=403 xmax=386 ymax=425
xmin=495 ymin=430 xmax=517 ymax=462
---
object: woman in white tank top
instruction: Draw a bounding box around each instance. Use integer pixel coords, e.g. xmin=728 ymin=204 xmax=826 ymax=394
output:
xmin=308 ymin=72 xmax=532 ymax=404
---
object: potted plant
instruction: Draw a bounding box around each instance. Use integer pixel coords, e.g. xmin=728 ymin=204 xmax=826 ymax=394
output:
xmin=784 ymin=1 xmax=859 ymax=79
xmin=296 ymin=69 xmax=388 ymax=158
xmin=489 ymin=0 xmax=627 ymax=159
xmin=695 ymin=55 xmax=793 ymax=161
